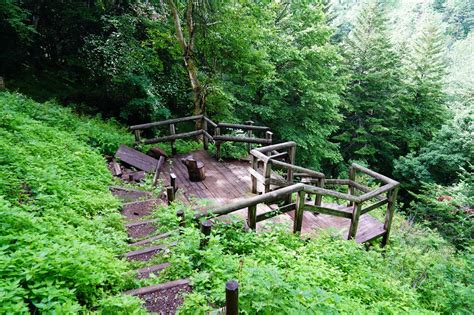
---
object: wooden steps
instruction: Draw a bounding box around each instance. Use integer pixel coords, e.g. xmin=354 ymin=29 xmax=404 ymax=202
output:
xmin=136 ymin=262 xmax=171 ymax=279
xmin=124 ymin=242 xmax=176 ymax=261
xmin=124 ymin=279 xmax=191 ymax=314
xmin=130 ymin=232 xmax=172 ymax=246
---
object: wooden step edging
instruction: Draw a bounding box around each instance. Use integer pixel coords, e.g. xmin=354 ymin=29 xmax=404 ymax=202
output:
xmin=123 ymin=242 xmax=177 ymax=260
xmin=122 ymin=199 xmax=162 ymax=208
xmin=125 ymin=279 xmax=190 ymax=296
xmin=136 ymin=262 xmax=171 ymax=278
xmin=130 ymin=232 xmax=172 ymax=246
xmin=125 ymin=218 xmax=160 ymax=228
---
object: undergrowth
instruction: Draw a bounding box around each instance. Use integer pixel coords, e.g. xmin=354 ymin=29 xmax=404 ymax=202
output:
xmin=0 ymin=92 xmax=143 ymax=313
xmin=152 ymin=202 xmax=473 ymax=314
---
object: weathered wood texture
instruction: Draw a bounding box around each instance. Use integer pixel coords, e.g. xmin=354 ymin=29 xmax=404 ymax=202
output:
xmin=159 ymin=150 xmax=390 ymax=242
xmin=115 ymin=145 xmax=160 ymax=173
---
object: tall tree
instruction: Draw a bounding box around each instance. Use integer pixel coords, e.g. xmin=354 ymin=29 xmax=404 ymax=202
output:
xmin=401 ymin=21 xmax=448 ymax=151
xmin=334 ymin=1 xmax=405 ymax=172
xmin=167 ymin=0 xmax=206 ymax=120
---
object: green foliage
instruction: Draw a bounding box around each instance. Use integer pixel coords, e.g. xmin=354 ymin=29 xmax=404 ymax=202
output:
xmin=406 ymin=168 xmax=473 ymax=249
xmin=394 ymin=104 xmax=473 ymax=188
xmin=0 ymin=93 xmax=141 ymax=313
xmin=199 ymin=1 xmax=343 ymax=168
xmin=153 ymin=203 xmax=473 ymax=314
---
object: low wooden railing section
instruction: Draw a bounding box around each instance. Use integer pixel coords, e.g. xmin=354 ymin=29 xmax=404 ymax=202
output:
xmin=130 ymin=115 xmax=272 ymax=159
xmin=193 ymin=160 xmax=399 ymax=246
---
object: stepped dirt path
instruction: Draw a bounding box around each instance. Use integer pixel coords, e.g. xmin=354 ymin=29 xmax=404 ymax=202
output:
xmin=110 ymin=186 xmax=191 ymax=314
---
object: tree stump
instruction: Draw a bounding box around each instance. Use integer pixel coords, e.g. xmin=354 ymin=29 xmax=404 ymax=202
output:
xmin=181 ymin=156 xmax=206 ymax=182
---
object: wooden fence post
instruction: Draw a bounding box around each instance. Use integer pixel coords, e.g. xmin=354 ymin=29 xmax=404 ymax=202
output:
xmin=167 ymin=186 xmax=175 ymax=205
xmin=200 ymin=220 xmax=212 ymax=248
xmin=265 ymin=131 xmax=273 ymax=150
xmin=381 ymin=187 xmax=399 ymax=247
xmin=202 ymin=117 xmax=208 ymax=150
xmin=248 ymin=204 xmax=257 ymax=230
xmin=170 ymin=173 xmax=177 ymax=192
xmin=250 ymin=155 xmax=258 ymax=194
xmin=315 ymin=178 xmax=324 ymax=207
xmin=134 ymin=130 xmax=142 ymax=144
xmin=286 ymin=144 xmax=296 ymax=204
xmin=170 ymin=124 xmax=177 ymax=155
xmin=263 ymin=160 xmax=272 ymax=193
xmin=348 ymin=202 xmax=362 ymax=240
xmin=225 ymin=280 xmax=239 ymax=315
xmin=293 ymin=190 xmax=305 ymax=233
xmin=348 ymin=165 xmax=356 ymax=207
xmin=245 ymin=120 xmax=254 ymax=152
xmin=215 ymin=126 xmax=221 ymax=160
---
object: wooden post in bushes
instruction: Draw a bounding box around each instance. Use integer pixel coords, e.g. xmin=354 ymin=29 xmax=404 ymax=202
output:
xmin=348 ymin=203 xmax=362 ymax=240
xmin=225 ymin=280 xmax=239 ymax=315
xmin=248 ymin=204 xmax=257 ymax=230
xmin=200 ymin=220 xmax=212 ymax=248
xmin=167 ymin=186 xmax=175 ymax=205
xmin=170 ymin=124 xmax=177 ymax=155
xmin=381 ymin=187 xmax=399 ymax=247
xmin=245 ymin=120 xmax=254 ymax=152
xmin=293 ymin=190 xmax=305 ymax=233
xmin=134 ymin=130 xmax=142 ymax=144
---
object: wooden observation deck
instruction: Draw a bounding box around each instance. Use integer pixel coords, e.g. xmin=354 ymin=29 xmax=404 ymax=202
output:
xmin=131 ymin=115 xmax=400 ymax=246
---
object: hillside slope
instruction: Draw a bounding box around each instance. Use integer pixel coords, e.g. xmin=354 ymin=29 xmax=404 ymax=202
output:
xmin=0 ymin=92 xmax=142 ymax=313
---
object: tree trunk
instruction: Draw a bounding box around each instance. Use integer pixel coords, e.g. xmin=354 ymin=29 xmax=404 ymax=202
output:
xmin=167 ymin=0 xmax=205 ymax=129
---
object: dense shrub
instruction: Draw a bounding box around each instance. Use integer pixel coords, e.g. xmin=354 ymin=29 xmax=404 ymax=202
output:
xmin=153 ymin=203 xmax=473 ymax=314
xmin=0 ymin=93 xmax=141 ymax=313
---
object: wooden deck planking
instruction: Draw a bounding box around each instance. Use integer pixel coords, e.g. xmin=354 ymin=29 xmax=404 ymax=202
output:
xmin=160 ymin=150 xmax=385 ymax=242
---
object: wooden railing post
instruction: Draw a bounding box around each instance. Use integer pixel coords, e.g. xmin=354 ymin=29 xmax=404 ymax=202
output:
xmin=263 ymin=160 xmax=272 ymax=193
xmin=348 ymin=165 xmax=356 ymax=207
xmin=170 ymin=124 xmax=177 ymax=155
xmin=225 ymin=280 xmax=239 ymax=315
xmin=245 ymin=120 xmax=254 ymax=152
xmin=286 ymin=144 xmax=296 ymax=204
xmin=200 ymin=220 xmax=212 ymax=248
xmin=134 ymin=130 xmax=142 ymax=144
xmin=248 ymin=204 xmax=257 ymax=230
xmin=167 ymin=186 xmax=175 ymax=205
xmin=315 ymin=177 xmax=324 ymax=207
xmin=170 ymin=173 xmax=177 ymax=192
xmin=381 ymin=187 xmax=399 ymax=247
xmin=265 ymin=131 xmax=273 ymax=151
xmin=202 ymin=117 xmax=208 ymax=150
xmin=251 ymin=155 xmax=258 ymax=194
xmin=293 ymin=190 xmax=305 ymax=233
xmin=348 ymin=202 xmax=362 ymax=240
xmin=215 ymin=126 xmax=221 ymax=160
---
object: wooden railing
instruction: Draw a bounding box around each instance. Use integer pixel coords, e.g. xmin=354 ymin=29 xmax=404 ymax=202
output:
xmin=129 ymin=115 xmax=271 ymax=159
xmin=192 ymin=157 xmax=399 ymax=246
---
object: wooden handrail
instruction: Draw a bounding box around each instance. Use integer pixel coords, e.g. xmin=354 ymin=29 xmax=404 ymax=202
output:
xmin=351 ymin=163 xmax=399 ymax=186
xmin=217 ymin=122 xmax=270 ymax=131
xmin=130 ymin=115 xmax=203 ymax=130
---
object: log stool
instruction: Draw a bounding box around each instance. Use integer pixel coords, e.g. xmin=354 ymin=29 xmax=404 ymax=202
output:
xmin=181 ymin=156 xmax=206 ymax=182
